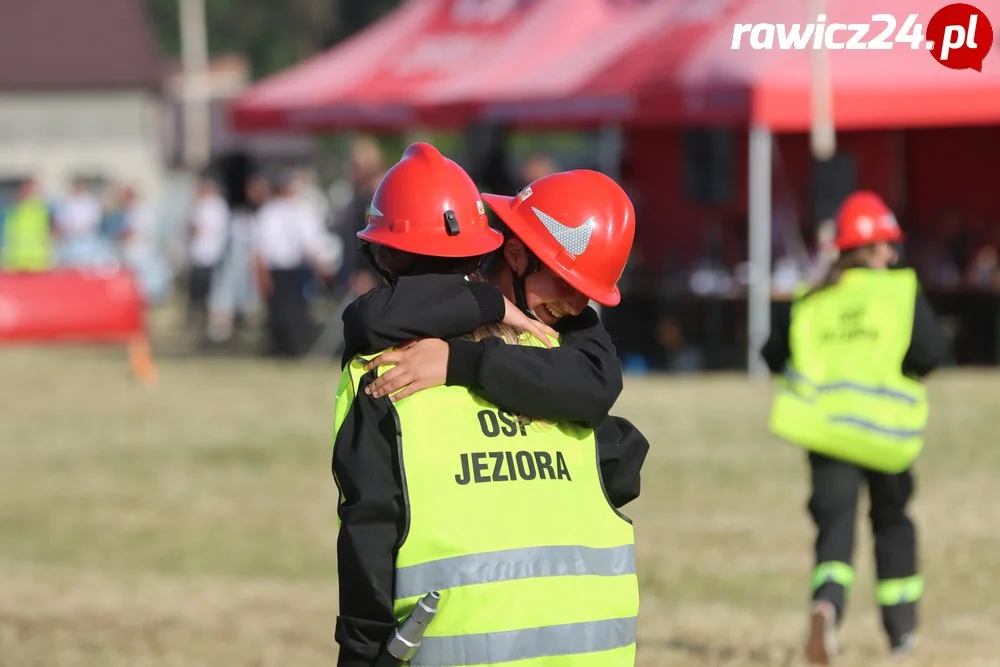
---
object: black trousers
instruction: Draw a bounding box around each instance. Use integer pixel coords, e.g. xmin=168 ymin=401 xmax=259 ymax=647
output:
xmin=187 ymin=265 xmax=215 ymax=325
xmin=264 ymin=267 xmax=317 ymax=358
xmin=807 ymin=452 xmax=919 ymax=642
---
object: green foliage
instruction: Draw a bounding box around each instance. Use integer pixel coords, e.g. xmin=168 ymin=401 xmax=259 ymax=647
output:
xmin=145 ymin=0 xmax=404 ymax=78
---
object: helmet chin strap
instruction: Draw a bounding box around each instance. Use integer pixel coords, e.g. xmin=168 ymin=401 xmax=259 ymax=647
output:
xmin=511 ymin=251 xmax=542 ymax=317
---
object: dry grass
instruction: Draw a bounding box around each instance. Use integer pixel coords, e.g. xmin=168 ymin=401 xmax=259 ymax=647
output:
xmin=0 ymin=345 xmax=998 ymax=667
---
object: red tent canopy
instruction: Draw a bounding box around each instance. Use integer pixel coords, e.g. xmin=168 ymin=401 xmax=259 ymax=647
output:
xmin=231 ymin=0 xmax=643 ymax=131
xmin=489 ymin=0 xmax=1000 ymax=130
xmin=233 ymin=0 xmax=1000 ymax=133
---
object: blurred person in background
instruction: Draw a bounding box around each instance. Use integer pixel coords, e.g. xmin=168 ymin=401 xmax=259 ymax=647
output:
xmin=293 ymin=167 xmax=331 ymax=228
xmin=331 ymin=135 xmax=385 ymax=299
xmin=252 ymin=170 xmax=336 ymax=358
xmin=206 ymin=174 xmax=270 ymax=343
xmin=186 ymin=176 xmax=230 ymax=333
xmin=964 ymin=244 xmax=999 ymax=290
xmin=333 ymin=143 xmax=643 ymax=667
xmin=939 ymin=209 xmax=974 ymax=282
xmin=808 ymin=219 xmax=839 ymax=285
xmin=772 ymin=255 xmax=804 ymax=299
xmin=518 ymin=152 xmax=557 ymax=188
xmin=100 ymin=184 xmax=130 ymax=243
xmin=0 ymin=177 xmax=54 ymax=272
xmin=909 ymin=209 xmax=964 ymax=288
xmin=54 ymin=176 xmax=106 ymax=267
xmin=762 ymin=191 xmax=949 ymax=664
xmin=117 ymin=184 xmax=170 ymax=305
xmin=656 ymin=316 xmax=703 ymax=373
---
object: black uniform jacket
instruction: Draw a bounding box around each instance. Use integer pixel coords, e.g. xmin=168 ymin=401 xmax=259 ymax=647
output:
xmin=761 ymin=276 xmax=950 ymax=378
xmin=335 ymin=275 xmax=649 ymax=666
xmin=341 ymin=274 xmax=623 ymax=426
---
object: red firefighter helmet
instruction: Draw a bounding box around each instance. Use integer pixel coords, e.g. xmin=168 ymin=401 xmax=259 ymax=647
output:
xmin=481 ymin=170 xmax=635 ymax=307
xmin=834 ymin=191 xmax=904 ymax=251
xmin=358 ymin=142 xmax=503 ymax=257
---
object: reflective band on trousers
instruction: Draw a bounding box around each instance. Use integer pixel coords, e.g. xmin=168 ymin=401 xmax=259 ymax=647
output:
xmin=409 ymin=616 xmax=637 ymax=667
xmin=395 ymin=544 xmax=635 ymax=600
xmin=811 ymin=561 xmax=855 ymax=591
xmin=877 ymin=575 xmax=924 ymax=606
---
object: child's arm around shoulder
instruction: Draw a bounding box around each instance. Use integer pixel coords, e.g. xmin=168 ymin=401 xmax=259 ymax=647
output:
xmin=333 ymin=368 xmax=406 ymax=666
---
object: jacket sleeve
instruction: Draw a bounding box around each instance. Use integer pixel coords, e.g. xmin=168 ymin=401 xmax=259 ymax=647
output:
xmin=760 ymin=305 xmax=792 ymax=374
xmin=902 ymin=290 xmax=950 ymax=379
xmin=445 ymin=307 xmax=623 ymax=426
xmin=594 ymin=415 xmax=649 ymax=508
xmin=341 ymin=275 xmax=506 ymax=367
xmin=333 ymin=373 xmax=404 ymax=667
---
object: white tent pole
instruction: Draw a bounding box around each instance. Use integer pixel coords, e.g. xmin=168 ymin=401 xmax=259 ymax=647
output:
xmin=747 ymin=124 xmax=773 ymax=378
xmin=809 ymin=0 xmax=836 ymax=160
xmin=180 ymin=0 xmax=211 ymax=170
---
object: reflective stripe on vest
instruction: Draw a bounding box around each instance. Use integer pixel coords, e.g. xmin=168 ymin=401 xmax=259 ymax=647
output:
xmin=783 ymin=368 xmax=920 ymax=405
xmin=395 ymin=544 xmax=636 ymax=600
xmin=769 ymin=269 xmax=928 ymax=473
xmin=411 ymin=617 xmax=637 ymax=667
xmin=781 ymin=368 xmax=924 ymax=439
xmin=335 ymin=332 xmax=638 ymax=667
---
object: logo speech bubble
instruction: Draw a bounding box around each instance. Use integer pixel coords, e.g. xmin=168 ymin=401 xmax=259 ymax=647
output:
xmin=927 ymin=3 xmax=993 ymax=72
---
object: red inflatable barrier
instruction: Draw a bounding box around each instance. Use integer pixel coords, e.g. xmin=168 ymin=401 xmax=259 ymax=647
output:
xmin=0 ymin=268 xmax=157 ymax=382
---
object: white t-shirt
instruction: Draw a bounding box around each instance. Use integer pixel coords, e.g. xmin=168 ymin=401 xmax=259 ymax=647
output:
xmin=228 ymin=208 xmax=258 ymax=245
xmin=254 ymin=197 xmax=330 ymax=270
xmin=123 ymin=202 xmax=156 ymax=263
xmin=189 ymin=195 xmax=230 ymax=267
xmin=58 ymin=193 xmax=103 ymax=238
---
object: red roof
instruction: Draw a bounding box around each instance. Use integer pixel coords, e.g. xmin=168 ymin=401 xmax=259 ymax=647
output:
xmin=0 ymin=0 xmax=162 ymax=91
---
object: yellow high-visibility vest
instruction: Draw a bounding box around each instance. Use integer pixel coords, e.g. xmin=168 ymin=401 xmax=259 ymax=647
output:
xmin=769 ymin=268 xmax=927 ymax=473
xmin=334 ymin=333 xmax=639 ymax=666
xmin=1 ymin=198 xmax=54 ymax=271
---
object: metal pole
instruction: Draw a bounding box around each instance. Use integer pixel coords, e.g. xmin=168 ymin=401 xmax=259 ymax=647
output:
xmin=747 ymin=125 xmax=773 ymax=378
xmin=593 ymin=123 xmax=625 ymax=317
xmin=809 ymin=0 xmax=836 ymax=159
xmin=597 ymin=123 xmax=624 ymax=181
xmin=180 ymin=0 xmax=211 ymax=170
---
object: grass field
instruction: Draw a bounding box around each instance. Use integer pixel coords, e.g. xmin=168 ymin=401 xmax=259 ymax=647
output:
xmin=1 ymin=345 xmax=999 ymax=667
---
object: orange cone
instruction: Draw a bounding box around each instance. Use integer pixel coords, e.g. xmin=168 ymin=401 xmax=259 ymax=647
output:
xmin=127 ymin=336 xmax=158 ymax=385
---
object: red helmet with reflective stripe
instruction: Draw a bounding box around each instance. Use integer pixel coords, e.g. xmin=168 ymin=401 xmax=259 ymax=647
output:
xmin=358 ymin=142 xmax=503 ymax=257
xmin=481 ymin=170 xmax=635 ymax=307
xmin=834 ymin=191 xmax=904 ymax=251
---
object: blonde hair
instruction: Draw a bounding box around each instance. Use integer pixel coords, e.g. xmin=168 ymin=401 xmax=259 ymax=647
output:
xmin=805 ymin=245 xmax=881 ymax=298
xmin=461 ymin=272 xmax=524 ymax=344
xmin=461 ymin=272 xmax=550 ymax=430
